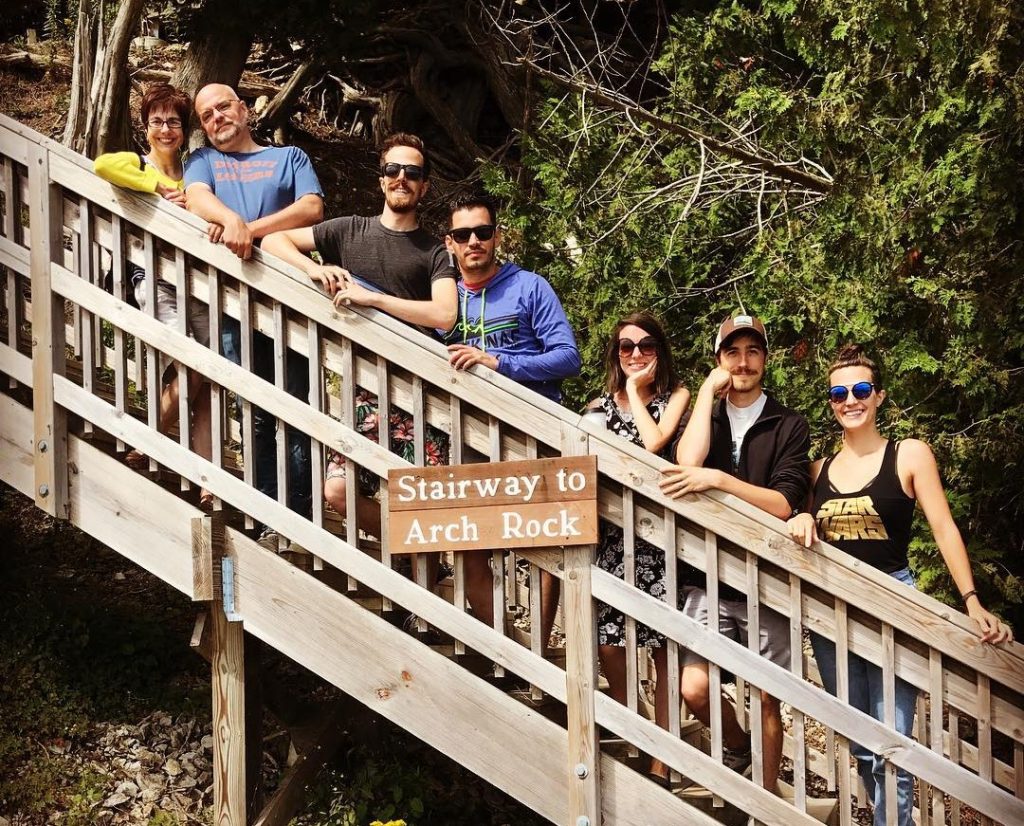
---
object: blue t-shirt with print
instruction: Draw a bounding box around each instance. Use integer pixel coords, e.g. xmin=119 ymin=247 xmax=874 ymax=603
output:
xmin=184 ymin=145 xmax=323 ymax=223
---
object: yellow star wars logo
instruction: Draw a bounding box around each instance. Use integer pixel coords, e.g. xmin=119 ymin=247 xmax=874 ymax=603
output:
xmin=815 ymin=496 xmax=890 ymax=542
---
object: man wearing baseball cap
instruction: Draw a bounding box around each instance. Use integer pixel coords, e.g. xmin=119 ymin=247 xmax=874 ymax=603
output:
xmin=660 ymin=312 xmax=810 ymax=792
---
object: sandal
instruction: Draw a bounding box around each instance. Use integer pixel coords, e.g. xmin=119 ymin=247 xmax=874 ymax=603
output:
xmin=124 ymin=449 xmax=149 ymax=470
xmin=198 ymin=490 xmax=216 ymax=512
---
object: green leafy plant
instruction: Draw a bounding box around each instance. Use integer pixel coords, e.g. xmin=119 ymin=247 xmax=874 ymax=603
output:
xmin=487 ymin=0 xmax=1024 ymax=629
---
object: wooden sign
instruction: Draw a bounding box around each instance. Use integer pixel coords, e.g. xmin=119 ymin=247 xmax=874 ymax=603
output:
xmin=387 ymin=456 xmax=598 ymax=553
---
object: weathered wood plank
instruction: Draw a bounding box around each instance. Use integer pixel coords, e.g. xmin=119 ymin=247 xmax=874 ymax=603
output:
xmin=591 ymin=568 xmax=1024 ymax=824
xmin=27 ymin=143 xmax=68 ymax=517
xmin=561 ymin=422 xmax=600 ymax=824
xmin=211 ymin=586 xmax=247 ymax=826
xmin=0 ymin=391 xmax=194 ymax=593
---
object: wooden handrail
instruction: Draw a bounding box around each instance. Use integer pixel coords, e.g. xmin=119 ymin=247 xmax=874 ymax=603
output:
xmin=2 ymin=110 xmax=1023 ymax=824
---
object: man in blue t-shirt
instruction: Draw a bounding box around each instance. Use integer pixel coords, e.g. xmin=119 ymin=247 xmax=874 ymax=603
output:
xmin=185 ymin=83 xmax=324 ymax=544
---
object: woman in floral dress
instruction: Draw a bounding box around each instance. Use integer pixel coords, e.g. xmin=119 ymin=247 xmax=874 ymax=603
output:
xmin=588 ymin=311 xmax=689 ymax=785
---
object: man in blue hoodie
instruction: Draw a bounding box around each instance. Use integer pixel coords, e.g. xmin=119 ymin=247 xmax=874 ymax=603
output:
xmin=441 ymin=193 xmax=581 ymax=647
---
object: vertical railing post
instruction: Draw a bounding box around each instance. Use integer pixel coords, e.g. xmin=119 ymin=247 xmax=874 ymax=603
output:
xmin=561 ymin=422 xmax=600 ymax=826
xmin=27 ymin=143 xmax=68 ymax=518
xmin=193 ymin=514 xmax=247 ymax=826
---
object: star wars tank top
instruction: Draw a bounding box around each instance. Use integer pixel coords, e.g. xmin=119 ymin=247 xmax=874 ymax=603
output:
xmin=811 ymin=440 xmax=916 ymax=573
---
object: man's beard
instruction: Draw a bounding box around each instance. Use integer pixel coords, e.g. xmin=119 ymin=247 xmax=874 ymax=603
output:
xmin=730 ymin=371 xmax=762 ymax=389
xmin=459 ymin=249 xmax=495 ymax=274
xmin=385 ymin=188 xmax=419 ymax=213
xmin=210 ymin=123 xmax=241 ymax=149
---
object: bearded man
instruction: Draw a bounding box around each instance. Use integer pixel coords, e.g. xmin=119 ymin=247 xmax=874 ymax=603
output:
xmin=262 ymin=133 xmax=456 ymax=565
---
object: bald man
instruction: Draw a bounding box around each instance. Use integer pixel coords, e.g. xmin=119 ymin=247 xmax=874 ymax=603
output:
xmin=184 ymin=83 xmax=324 ymax=546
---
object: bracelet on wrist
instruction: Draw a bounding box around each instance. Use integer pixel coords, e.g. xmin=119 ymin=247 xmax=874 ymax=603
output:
xmin=960 ymin=589 xmax=978 ymax=604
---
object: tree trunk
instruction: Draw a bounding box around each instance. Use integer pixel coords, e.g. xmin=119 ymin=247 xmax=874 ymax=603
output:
xmin=170 ymin=0 xmax=257 ymax=149
xmin=409 ymin=51 xmax=485 ymax=164
xmin=63 ymin=0 xmax=97 ymax=152
xmin=457 ymin=12 xmax=525 ymax=132
xmin=257 ymin=59 xmax=315 ymax=138
xmin=62 ymin=0 xmax=95 ymax=152
xmin=86 ymin=0 xmax=145 ymax=155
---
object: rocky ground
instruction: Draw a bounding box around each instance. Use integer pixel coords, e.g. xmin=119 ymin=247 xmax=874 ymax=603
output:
xmin=4 ymin=713 xmax=215 ymax=826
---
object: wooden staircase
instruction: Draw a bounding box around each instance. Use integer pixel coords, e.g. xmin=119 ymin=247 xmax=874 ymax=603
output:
xmin=2 ymin=113 xmax=1023 ymax=825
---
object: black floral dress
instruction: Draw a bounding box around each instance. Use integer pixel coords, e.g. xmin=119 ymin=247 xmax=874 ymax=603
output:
xmin=595 ymin=392 xmax=671 ymax=648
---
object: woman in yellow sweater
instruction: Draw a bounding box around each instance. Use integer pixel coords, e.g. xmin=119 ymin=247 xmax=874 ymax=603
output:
xmin=94 ymin=84 xmax=213 ymax=508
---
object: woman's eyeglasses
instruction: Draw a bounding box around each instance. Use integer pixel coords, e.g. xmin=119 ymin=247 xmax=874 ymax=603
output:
xmin=381 ymin=162 xmax=425 ymax=181
xmin=148 ymin=118 xmax=183 ymax=130
xmin=618 ymin=337 xmax=658 ymax=357
xmin=828 ymin=381 xmax=876 ymax=404
xmin=447 ymin=225 xmax=496 ymax=244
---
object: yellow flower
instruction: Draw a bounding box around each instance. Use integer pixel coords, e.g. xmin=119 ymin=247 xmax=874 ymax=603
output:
xmin=369 ymin=821 xmax=406 ymax=826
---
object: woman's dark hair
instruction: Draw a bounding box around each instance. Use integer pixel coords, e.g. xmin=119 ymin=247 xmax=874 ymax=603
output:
xmin=604 ymin=311 xmax=679 ymax=395
xmin=828 ymin=342 xmax=883 ymax=388
xmin=140 ymin=83 xmax=191 ymax=131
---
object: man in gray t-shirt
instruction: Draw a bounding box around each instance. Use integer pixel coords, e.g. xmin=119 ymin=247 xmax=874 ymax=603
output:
xmin=263 ymin=134 xmax=456 ymax=331
xmin=311 ymin=215 xmax=454 ymax=305
xmin=262 ymin=133 xmax=456 ymax=564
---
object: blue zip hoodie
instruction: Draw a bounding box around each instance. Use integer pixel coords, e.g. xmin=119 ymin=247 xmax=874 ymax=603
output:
xmin=441 ymin=262 xmax=581 ymax=401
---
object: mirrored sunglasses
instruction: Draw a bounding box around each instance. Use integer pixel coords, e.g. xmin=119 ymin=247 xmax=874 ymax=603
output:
xmin=447 ymin=224 xmax=496 ymax=244
xmin=381 ymin=162 xmax=425 ymax=181
xmin=828 ymin=381 xmax=876 ymax=404
xmin=618 ymin=337 xmax=658 ymax=357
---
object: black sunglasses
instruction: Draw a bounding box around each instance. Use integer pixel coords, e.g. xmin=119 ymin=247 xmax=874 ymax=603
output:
xmin=381 ymin=162 xmax=425 ymax=181
xmin=618 ymin=337 xmax=658 ymax=357
xmin=828 ymin=381 xmax=876 ymax=404
xmin=447 ymin=224 xmax=496 ymax=244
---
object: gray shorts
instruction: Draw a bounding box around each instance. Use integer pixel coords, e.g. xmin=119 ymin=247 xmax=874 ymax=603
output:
xmin=680 ymin=587 xmax=790 ymax=669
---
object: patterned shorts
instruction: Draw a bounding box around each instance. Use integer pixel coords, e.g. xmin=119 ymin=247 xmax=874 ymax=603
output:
xmin=325 ymin=386 xmax=449 ymax=496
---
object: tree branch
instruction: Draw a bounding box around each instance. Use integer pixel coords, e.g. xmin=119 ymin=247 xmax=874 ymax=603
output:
xmin=520 ymin=60 xmax=834 ymax=194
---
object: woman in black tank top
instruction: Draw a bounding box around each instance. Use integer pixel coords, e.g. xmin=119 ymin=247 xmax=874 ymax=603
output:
xmin=786 ymin=344 xmax=1011 ymax=826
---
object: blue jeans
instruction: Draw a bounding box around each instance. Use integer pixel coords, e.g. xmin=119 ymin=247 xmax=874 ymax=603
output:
xmin=222 ymin=318 xmax=311 ymax=519
xmin=810 ymin=567 xmax=917 ymax=826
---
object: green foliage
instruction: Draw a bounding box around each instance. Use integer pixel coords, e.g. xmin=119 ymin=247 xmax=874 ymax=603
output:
xmin=61 ymin=769 xmax=108 ymax=826
xmin=148 ymin=811 xmax=187 ymax=826
xmin=42 ymin=0 xmax=72 ymax=41
xmin=491 ymin=0 xmax=1024 ymax=628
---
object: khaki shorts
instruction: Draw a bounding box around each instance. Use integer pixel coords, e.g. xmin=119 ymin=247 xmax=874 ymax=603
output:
xmin=680 ymin=586 xmax=790 ymax=669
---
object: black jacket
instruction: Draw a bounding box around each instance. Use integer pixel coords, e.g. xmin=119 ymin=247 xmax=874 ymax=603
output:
xmin=675 ymin=392 xmax=811 ymax=594
xmin=704 ymin=393 xmax=810 ymax=514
